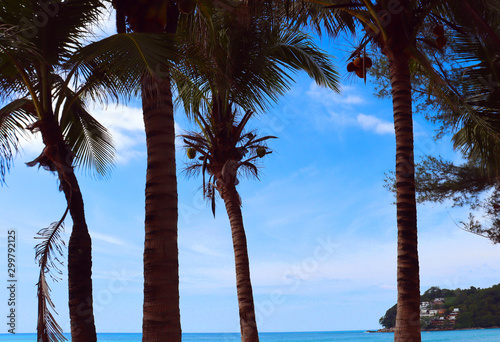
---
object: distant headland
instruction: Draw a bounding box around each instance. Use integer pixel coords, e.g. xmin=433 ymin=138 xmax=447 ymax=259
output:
xmin=376 ymin=283 xmax=500 ymax=332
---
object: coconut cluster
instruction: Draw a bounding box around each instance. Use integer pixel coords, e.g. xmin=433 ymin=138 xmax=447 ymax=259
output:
xmin=433 ymin=24 xmax=447 ymax=49
xmin=347 ymin=56 xmax=373 ymax=78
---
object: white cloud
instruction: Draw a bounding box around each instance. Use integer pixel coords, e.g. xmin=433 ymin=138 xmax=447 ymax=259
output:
xmin=356 ymin=113 xmax=394 ymax=135
xmin=93 ymin=105 xmax=144 ymax=132
xmin=305 ymin=82 xmax=395 ymax=136
xmin=307 ymin=82 xmax=365 ymax=107
xmin=94 ymin=105 xmax=188 ymax=161
xmin=91 ymin=104 xmax=146 ymax=163
xmin=20 ymin=131 xmax=44 ymax=159
xmin=15 ymin=104 xmax=147 ymax=164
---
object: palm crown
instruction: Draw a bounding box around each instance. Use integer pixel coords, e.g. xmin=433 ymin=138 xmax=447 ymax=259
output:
xmin=0 ymin=0 xmax=178 ymax=180
xmin=0 ymin=0 xmax=114 ymax=178
xmin=178 ymin=2 xmax=339 ymax=210
xmin=182 ymin=107 xmax=275 ymax=211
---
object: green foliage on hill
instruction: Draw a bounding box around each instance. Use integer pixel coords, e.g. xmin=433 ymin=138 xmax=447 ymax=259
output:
xmin=379 ymin=284 xmax=500 ymax=329
xmin=379 ymin=304 xmax=397 ymax=329
xmin=455 ymin=284 xmax=500 ymax=328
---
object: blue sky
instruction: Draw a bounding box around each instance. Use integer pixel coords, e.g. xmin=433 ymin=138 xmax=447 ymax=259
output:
xmin=1 ymin=8 xmax=500 ymax=335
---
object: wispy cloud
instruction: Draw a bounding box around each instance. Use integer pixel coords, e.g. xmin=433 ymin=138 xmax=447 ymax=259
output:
xmin=356 ymin=113 xmax=394 ymax=135
xmin=91 ymin=231 xmax=128 ymax=246
xmin=91 ymin=231 xmax=143 ymax=258
xmin=304 ymin=82 xmax=396 ymax=136
xmin=188 ymin=243 xmax=226 ymax=258
xmin=307 ymin=83 xmax=365 ymax=106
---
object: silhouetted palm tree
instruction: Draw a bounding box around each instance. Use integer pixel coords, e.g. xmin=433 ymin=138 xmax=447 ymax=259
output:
xmin=0 ymin=1 xmax=176 ymax=340
xmin=179 ymin=4 xmax=339 ymax=340
xmin=289 ymin=0 xmax=498 ymax=340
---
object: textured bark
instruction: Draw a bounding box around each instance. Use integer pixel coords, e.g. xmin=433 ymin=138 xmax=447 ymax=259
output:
xmin=141 ymin=73 xmax=181 ymax=342
xmin=219 ymin=181 xmax=259 ymax=342
xmin=117 ymin=1 xmax=183 ymax=340
xmin=64 ymin=171 xmax=97 ymax=342
xmin=38 ymin=117 xmax=97 ymax=342
xmin=387 ymin=51 xmax=421 ymax=342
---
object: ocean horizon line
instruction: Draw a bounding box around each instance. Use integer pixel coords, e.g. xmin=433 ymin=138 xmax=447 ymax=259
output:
xmin=2 ymin=329 xmax=500 ymax=342
xmin=6 ymin=327 xmax=500 ymax=336
xmin=2 ymin=329 xmax=375 ymax=335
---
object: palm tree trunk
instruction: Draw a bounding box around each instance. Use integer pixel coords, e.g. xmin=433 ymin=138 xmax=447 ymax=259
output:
xmin=220 ymin=181 xmax=259 ymax=342
xmin=63 ymin=170 xmax=97 ymax=342
xmin=387 ymin=51 xmax=421 ymax=342
xmin=141 ymin=73 xmax=181 ymax=342
xmin=38 ymin=118 xmax=97 ymax=342
xmin=118 ymin=2 xmax=183 ymax=339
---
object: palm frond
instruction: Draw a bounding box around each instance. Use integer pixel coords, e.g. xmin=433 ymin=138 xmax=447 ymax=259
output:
xmin=54 ymin=76 xmax=115 ymax=178
xmin=182 ymin=163 xmax=203 ymax=178
xmin=285 ymin=0 xmax=358 ymax=37
xmin=0 ymin=98 xmax=38 ymax=184
xmin=436 ymin=27 xmax=500 ymax=174
xmin=201 ymin=152 xmax=209 ymax=197
xmin=172 ymin=65 xmax=210 ymax=119
xmin=177 ymin=6 xmax=339 ymax=114
xmin=35 ymin=207 xmax=69 ymax=342
xmin=239 ymin=160 xmax=260 ymax=179
xmin=0 ymin=26 xmax=42 ymax=106
xmin=2 ymin=0 xmax=105 ymax=63
xmin=69 ymin=33 xmax=179 ymax=103
xmin=244 ymin=135 xmax=278 ymax=147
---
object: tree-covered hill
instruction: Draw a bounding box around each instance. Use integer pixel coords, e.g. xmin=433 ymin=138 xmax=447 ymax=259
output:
xmin=455 ymin=284 xmax=500 ymax=328
xmin=379 ymin=284 xmax=500 ymax=330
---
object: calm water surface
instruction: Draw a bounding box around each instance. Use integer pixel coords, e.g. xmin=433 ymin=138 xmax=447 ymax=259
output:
xmin=1 ymin=329 xmax=500 ymax=341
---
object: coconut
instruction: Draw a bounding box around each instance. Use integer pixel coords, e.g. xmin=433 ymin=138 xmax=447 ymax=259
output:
xmin=187 ymin=147 xmax=196 ymax=159
xmin=355 ymin=68 xmax=365 ymax=78
xmin=364 ymin=57 xmax=373 ymax=68
xmin=436 ymin=36 xmax=447 ymax=49
xmin=256 ymin=147 xmax=266 ymax=158
xmin=178 ymin=0 xmax=196 ymax=14
xmin=353 ymin=57 xmax=363 ymax=68
xmin=347 ymin=62 xmax=357 ymax=72
xmin=433 ymin=24 xmax=445 ymax=37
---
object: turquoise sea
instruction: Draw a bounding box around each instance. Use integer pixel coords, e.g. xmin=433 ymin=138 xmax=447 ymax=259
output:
xmin=1 ymin=329 xmax=500 ymax=341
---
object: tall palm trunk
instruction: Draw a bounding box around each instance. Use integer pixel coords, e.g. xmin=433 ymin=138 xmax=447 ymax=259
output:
xmin=141 ymin=73 xmax=181 ymax=342
xmin=64 ymin=172 xmax=97 ymax=342
xmin=115 ymin=1 xmax=183 ymax=339
xmin=219 ymin=181 xmax=259 ymax=342
xmin=387 ymin=50 xmax=421 ymax=342
xmin=37 ymin=116 xmax=97 ymax=342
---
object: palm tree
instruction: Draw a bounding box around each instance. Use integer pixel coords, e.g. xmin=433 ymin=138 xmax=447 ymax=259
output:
xmin=182 ymin=109 xmax=275 ymax=342
xmin=111 ymin=1 xmax=252 ymax=339
xmin=178 ymin=4 xmax=339 ymax=340
xmin=0 ymin=1 xmax=177 ymax=341
xmin=287 ymin=0 xmax=498 ymax=340
xmin=0 ymin=2 xmax=110 ymax=340
xmin=111 ymin=1 xmax=183 ymax=339
xmin=395 ymin=9 xmax=500 ymax=245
